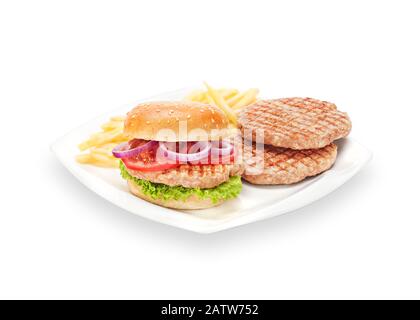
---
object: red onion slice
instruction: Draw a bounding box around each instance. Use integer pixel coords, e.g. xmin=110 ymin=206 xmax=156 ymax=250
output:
xmin=112 ymin=140 xmax=157 ymax=159
xmin=158 ymin=141 xmax=211 ymax=163
xmin=211 ymin=141 xmax=234 ymax=157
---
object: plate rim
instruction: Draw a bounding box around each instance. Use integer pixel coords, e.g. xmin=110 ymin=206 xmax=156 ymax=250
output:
xmin=51 ymin=89 xmax=373 ymax=234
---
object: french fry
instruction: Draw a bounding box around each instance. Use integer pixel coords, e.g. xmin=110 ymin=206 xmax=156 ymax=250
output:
xmin=110 ymin=116 xmax=126 ymax=122
xmin=77 ymin=115 xmax=128 ymax=167
xmin=96 ymin=130 xmax=125 ymax=146
xmin=219 ymin=88 xmax=239 ymax=100
xmin=91 ymin=158 xmax=118 ymax=168
xmin=78 ymin=139 xmax=96 ymax=151
xmin=101 ymin=143 xmax=119 ymax=152
xmin=204 ymin=82 xmax=238 ymax=126
xmin=198 ymin=95 xmax=207 ymax=103
xmin=226 ymin=91 xmax=246 ymax=107
xmin=204 ymin=92 xmax=216 ymax=105
xmin=199 ymin=94 xmax=209 ymax=103
xmin=76 ymin=152 xmax=118 ymax=168
xmin=185 ymin=88 xmax=239 ymax=103
xmin=232 ymin=88 xmax=259 ymax=109
xmin=78 ymin=141 xmax=91 ymax=152
xmin=75 ymin=153 xmax=92 ymax=164
xmin=184 ymin=90 xmax=205 ymax=102
xmin=101 ymin=120 xmax=124 ymax=131
xmin=90 ymin=151 xmax=115 ymax=163
xmin=91 ymin=147 xmax=112 ymax=157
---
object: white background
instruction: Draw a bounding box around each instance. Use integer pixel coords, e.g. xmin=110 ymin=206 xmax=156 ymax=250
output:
xmin=1 ymin=0 xmax=419 ymax=299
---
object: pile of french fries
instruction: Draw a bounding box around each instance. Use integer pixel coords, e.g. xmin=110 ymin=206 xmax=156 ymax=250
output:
xmin=77 ymin=83 xmax=259 ymax=168
xmin=76 ymin=116 xmax=128 ymax=168
xmin=184 ymin=83 xmax=259 ymax=126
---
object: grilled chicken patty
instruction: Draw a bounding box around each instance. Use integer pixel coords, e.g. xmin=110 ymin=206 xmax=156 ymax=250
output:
xmin=239 ymin=97 xmax=351 ymax=150
xmin=242 ymin=142 xmax=337 ymax=185
xmin=127 ymin=163 xmax=244 ymax=189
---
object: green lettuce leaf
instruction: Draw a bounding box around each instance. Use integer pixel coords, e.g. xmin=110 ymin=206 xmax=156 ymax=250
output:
xmin=119 ymin=161 xmax=242 ymax=204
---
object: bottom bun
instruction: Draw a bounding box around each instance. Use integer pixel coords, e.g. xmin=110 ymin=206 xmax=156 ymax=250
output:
xmin=127 ymin=180 xmax=226 ymax=210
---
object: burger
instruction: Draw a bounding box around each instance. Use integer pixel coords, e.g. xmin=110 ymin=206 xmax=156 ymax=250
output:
xmin=112 ymin=101 xmax=244 ymax=209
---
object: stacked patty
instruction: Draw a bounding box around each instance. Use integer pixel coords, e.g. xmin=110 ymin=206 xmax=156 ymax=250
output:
xmin=238 ymin=97 xmax=352 ymax=184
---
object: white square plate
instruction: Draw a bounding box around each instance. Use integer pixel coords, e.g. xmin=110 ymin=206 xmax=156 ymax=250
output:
xmin=51 ymin=89 xmax=372 ymax=233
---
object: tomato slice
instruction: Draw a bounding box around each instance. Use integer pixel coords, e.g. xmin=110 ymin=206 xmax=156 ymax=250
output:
xmin=122 ymin=157 xmax=180 ymax=172
xmin=121 ymin=139 xmax=180 ymax=172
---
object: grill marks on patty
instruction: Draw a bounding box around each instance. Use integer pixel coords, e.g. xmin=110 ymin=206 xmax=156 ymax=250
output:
xmin=238 ymin=97 xmax=351 ymax=150
xmin=242 ymin=143 xmax=338 ymax=185
xmin=127 ymin=163 xmax=244 ymax=189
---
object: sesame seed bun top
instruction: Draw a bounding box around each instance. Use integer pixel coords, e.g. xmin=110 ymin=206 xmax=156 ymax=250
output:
xmin=124 ymin=101 xmax=235 ymax=142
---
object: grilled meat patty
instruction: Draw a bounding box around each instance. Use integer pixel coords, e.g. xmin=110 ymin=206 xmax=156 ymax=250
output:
xmin=127 ymin=163 xmax=244 ymax=189
xmin=242 ymin=142 xmax=337 ymax=185
xmin=239 ymin=97 xmax=351 ymax=150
